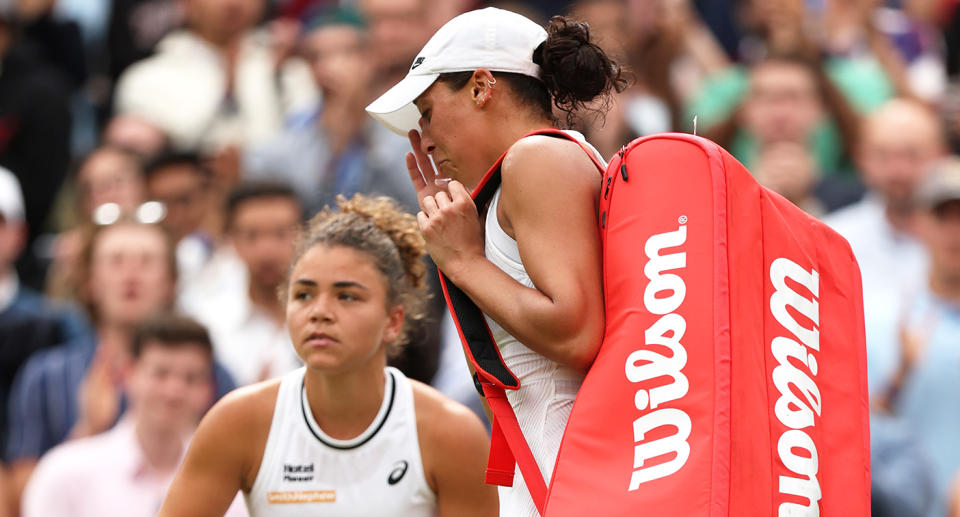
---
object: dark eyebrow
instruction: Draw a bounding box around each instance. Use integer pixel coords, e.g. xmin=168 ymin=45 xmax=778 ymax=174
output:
xmin=334 ymin=281 xmax=368 ymax=290
xmin=292 ymin=279 xmax=368 ymax=289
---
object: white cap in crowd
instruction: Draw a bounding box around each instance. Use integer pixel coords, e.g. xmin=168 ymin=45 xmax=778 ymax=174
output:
xmin=366 ymin=7 xmax=547 ymax=136
xmin=916 ymin=157 xmax=960 ymax=209
xmin=0 ymin=166 xmax=24 ymax=223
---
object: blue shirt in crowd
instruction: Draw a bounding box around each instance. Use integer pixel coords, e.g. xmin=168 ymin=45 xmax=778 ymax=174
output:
xmin=894 ymin=288 xmax=960 ymax=517
xmin=5 ymin=334 xmax=236 ymax=463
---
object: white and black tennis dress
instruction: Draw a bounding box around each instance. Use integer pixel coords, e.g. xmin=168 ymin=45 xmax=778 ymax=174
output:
xmin=244 ymin=366 xmax=436 ymax=516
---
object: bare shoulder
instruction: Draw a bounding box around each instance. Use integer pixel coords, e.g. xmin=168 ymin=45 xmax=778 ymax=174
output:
xmin=410 ymin=380 xmax=491 ymax=501
xmin=158 ymin=379 xmax=285 ymax=516
xmin=499 ymin=134 xmax=602 ymax=216
xmin=502 ymin=133 xmax=602 ymax=184
xmin=195 ymin=379 xmax=281 ymax=488
xmin=204 ymin=379 xmax=280 ymax=430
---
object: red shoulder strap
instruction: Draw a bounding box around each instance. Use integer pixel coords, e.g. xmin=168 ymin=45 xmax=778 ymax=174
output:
xmin=438 ymin=128 xmax=604 ymax=516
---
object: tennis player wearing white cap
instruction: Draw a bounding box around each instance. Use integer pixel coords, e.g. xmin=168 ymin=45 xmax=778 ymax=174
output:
xmin=367 ymin=7 xmax=625 ymax=516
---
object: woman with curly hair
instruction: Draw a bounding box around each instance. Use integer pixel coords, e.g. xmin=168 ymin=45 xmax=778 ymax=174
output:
xmin=158 ymin=194 xmax=497 ymax=516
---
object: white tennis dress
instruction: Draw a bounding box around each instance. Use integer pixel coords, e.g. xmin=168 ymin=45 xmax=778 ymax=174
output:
xmin=483 ymin=130 xmax=604 ymax=517
xmin=244 ymin=366 xmax=436 ymax=516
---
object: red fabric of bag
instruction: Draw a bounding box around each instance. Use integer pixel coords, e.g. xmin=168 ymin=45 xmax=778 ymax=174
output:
xmin=544 ymin=134 xmax=870 ymax=516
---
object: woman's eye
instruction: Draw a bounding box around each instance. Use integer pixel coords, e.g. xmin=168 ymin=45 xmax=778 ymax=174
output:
xmin=293 ymin=291 xmax=311 ymax=301
xmin=423 ymin=109 xmax=431 ymax=122
xmin=338 ymin=292 xmax=357 ymax=302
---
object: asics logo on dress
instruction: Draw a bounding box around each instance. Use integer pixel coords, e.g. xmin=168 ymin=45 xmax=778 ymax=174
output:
xmin=388 ymin=460 xmax=409 ymax=485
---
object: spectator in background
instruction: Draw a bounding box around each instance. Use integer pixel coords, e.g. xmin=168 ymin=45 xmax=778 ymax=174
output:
xmin=0 ymin=6 xmax=72 ymax=289
xmin=824 ymin=98 xmax=946 ymax=396
xmin=0 ymin=168 xmax=90 ymax=462
xmin=188 ymin=182 xmax=302 ymax=386
xmin=144 ymin=152 xmax=217 ymax=282
xmin=244 ymin=7 xmax=418 ymax=214
xmin=358 ymin=0 xmax=434 ymax=96
xmin=21 ymin=313 xmax=247 ymax=517
xmin=4 ymin=219 xmax=235 ymax=513
xmin=106 ymin=0 xmax=182 ymax=83
xmin=5 ymin=0 xmax=87 ymax=90
xmin=113 ymin=0 xmax=317 ymax=153
xmin=45 ymin=146 xmax=147 ymax=300
xmin=75 ymin=146 xmax=147 ymax=222
xmin=573 ymin=0 xmax=731 ymax=157
xmin=704 ymin=51 xmax=863 ymax=181
xmin=738 ymin=52 xmax=866 ymax=213
xmin=870 ymin=410 xmax=935 ymax=517
xmin=751 ymin=141 xmax=825 ymax=215
xmin=729 ymin=0 xmax=909 ymax=110
xmin=874 ymin=158 xmax=960 ymax=517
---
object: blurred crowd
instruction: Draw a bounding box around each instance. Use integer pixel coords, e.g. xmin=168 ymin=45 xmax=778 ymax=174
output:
xmin=0 ymin=0 xmax=958 ymax=515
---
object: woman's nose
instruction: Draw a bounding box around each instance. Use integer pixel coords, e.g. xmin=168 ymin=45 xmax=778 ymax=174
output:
xmin=308 ymin=296 xmax=334 ymax=323
xmin=421 ymin=135 xmax=436 ymax=154
xmin=417 ymin=123 xmax=436 ymax=154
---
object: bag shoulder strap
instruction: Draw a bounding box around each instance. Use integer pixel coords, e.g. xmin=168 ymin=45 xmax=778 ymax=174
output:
xmin=437 ymin=128 xmax=604 ymax=516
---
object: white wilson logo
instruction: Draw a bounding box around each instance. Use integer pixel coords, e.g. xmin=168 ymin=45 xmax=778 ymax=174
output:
xmin=769 ymin=258 xmax=822 ymax=516
xmin=626 ymin=223 xmax=692 ymax=491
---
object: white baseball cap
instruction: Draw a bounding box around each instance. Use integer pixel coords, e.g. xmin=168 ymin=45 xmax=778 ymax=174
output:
xmin=365 ymin=7 xmax=547 ymax=136
xmin=916 ymin=157 xmax=960 ymax=209
xmin=0 ymin=166 xmax=24 ymax=223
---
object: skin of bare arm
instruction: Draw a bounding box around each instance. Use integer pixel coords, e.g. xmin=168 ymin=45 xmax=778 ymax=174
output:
xmin=156 ymin=382 xmax=277 ymax=517
xmin=415 ymin=135 xmax=604 ymax=372
xmin=413 ymin=381 xmax=499 ymax=517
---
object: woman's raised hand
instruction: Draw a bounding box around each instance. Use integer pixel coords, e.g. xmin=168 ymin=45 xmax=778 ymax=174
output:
xmin=406 ymin=130 xmax=447 ymax=204
xmin=405 ymin=130 xmax=484 ymax=275
xmin=416 ymin=180 xmax=485 ymax=277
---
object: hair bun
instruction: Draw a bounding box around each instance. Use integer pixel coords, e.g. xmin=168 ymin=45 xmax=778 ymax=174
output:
xmin=537 ymin=15 xmax=627 ymax=122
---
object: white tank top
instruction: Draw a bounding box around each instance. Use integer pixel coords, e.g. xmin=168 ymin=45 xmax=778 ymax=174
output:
xmin=244 ymin=366 xmax=436 ymax=516
xmin=482 ymin=130 xmax=604 ymax=516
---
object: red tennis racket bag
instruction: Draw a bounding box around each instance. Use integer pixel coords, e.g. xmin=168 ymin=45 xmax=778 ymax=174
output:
xmin=441 ymin=132 xmax=871 ymax=516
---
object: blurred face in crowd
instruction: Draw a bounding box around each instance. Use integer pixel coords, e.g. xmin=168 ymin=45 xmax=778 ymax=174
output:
xmin=230 ymin=196 xmax=301 ymax=294
xmin=147 ymin=163 xmax=208 ymax=242
xmin=572 ymin=0 xmax=628 ymax=60
xmin=753 ymin=141 xmax=817 ymax=206
xmin=0 ymin=213 xmax=25 ymax=273
xmin=858 ymin=100 xmax=945 ymax=210
xmin=126 ymin=341 xmax=213 ymax=432
xmin=77 ymin=148 xmax=146 ymax=221
xmin=742 ymin=60 xmax=824 ymax=146
xmin=302 ymin=24 xmax=372 ymax=100
xmin=184 ymin=0 xmax=265 ymax=44
xmin=359 ymin=0 xmax=430 ymax=80
xmin=88 ymin=224 xmax=174 ymax=327
xmin=920 ymin=200 xmax=960 ymax=280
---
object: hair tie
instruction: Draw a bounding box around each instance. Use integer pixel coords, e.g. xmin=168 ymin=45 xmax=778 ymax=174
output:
xmin=532 ymin=41 xmax=545 ymax=66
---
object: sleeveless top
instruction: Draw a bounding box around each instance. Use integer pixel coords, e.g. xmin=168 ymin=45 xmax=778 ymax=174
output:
xmin=244 ymin=366 xmax=436 ymax=516
xmin=482 ymin=129 xmax=605 ymax=516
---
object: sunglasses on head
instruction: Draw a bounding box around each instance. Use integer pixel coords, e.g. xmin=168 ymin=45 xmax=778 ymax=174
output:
xmin=92 ymin=201 xmax=167 ymax=226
